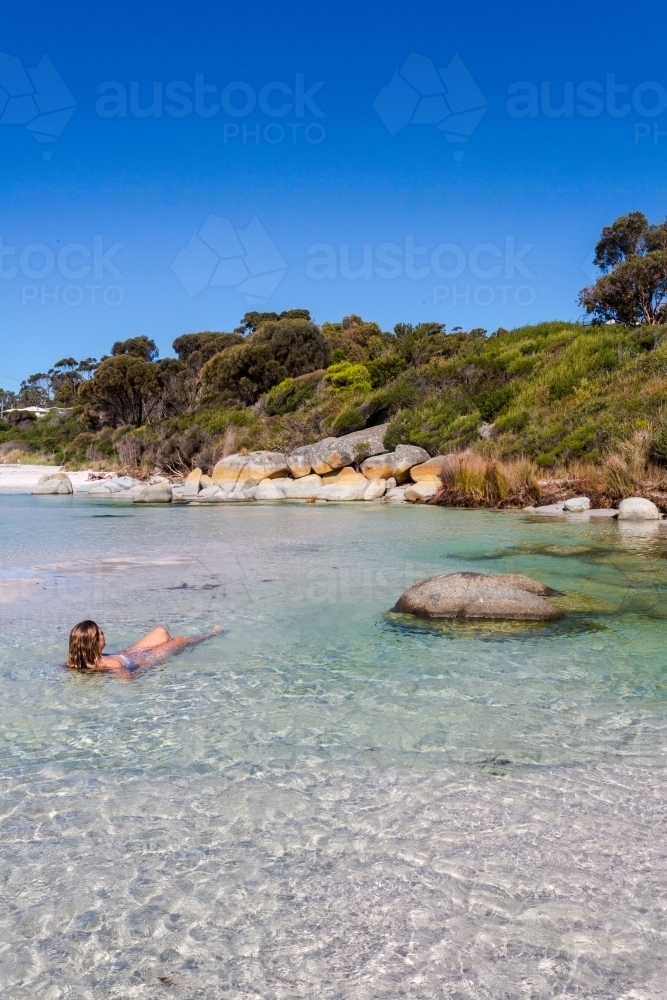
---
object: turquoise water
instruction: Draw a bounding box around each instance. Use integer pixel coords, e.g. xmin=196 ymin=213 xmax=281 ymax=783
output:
xmin=1 ymin=496 xmax=667 ymax=998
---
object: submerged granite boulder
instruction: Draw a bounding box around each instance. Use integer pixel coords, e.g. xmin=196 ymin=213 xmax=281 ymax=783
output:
xmin=394 ymin=572 xmax=563 ymax=621
xmin=617 ymin=497 xmax=661 ymax=520
xmin=31 ymin=472 xmax=73 ymax=495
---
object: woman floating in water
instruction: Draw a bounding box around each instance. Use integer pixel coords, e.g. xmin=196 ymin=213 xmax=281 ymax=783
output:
xmin=67 ymin=620 xmax=220 ymax=678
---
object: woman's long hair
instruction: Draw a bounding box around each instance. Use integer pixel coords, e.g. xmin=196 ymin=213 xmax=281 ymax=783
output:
xmin=67 ymin=620 xmax=102 ymax=671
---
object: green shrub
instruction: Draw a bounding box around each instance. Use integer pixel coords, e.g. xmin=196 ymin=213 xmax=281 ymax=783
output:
xmin=495 ymin=410 xmax=529 ymax=433
xmin=650 ymin=422 xmax=667 ymax=464
xmin=266 ymin=371 xmax=323 ymax=415
xmin=324 ymin=361 xmax=372 ymax=392
xmin=365 ymin=355 xmax=406 ymax=387
xmin=332 ymin=405 xmax=366 ymax=435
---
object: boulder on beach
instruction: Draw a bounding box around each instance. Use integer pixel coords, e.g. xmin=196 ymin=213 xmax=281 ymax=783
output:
xmin=183 ymin=467 xmax=203 ymax=497
xmin=286 ymin=446 xmax=313 ymax=478
xmin=200 ymin=474 xmax=213 ymax=488
xmin=31 ymin=473 xmax=73 ymax=495
xmin=283 ymin=474 xmax=323 ymax=499
xmin=393 ymin=572 xmax=564 ymax=621
xmin=617 ymin=497 xmax=662 ymax=521
xmin=197 ymin=484 xmax=223 ymax=500
xmin=361 ymin=444 xmax=430 ymax=482
xmin=384 ymin=485 xmax=407 ymax=503
xmin=318 ymin=468 xmax=369 ymax=501
xmin=524 ymin=502 xmax=568 ymax=515
xmin=133 ymin=482 xmax=173 ymax=503
xmin=363 ymin=479 xmax=387 ymax=501
xmin=308 ymin=425 xmax=388 ymax=473
xmin=211 ymin=452 xmax=288 ymax=491
xmin=404 ymin=478 xmax=442 ymax=502
xmin=409 ymin=458 xmax=444 ymax=482
xmin=563 ymin=496 xmax=591 ymax=512
xmin=255 ymin=478 xmax=287 ymax=500
xmin=87 ymin=484 xmax=114 ymax=496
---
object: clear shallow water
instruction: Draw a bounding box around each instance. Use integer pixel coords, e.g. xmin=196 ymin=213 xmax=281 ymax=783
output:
xmin=1 ymin=497 xmax=667 ymax=998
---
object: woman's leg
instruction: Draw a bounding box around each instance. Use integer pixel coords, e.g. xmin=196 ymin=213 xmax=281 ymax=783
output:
xmin=126 ymin=626 xmax=172 ymax=650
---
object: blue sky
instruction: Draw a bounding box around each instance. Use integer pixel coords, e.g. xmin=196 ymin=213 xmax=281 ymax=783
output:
xmin=2 ymin=0 xmax=667 ymax=388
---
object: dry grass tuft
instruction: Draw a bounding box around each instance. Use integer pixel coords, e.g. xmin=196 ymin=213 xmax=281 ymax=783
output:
xmin=433 ymin=451 xmax=541 ymax=507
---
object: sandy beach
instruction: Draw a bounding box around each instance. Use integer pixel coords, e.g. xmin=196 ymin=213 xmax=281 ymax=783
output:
xmin=0 ymin=465 xmax=94 ymax=494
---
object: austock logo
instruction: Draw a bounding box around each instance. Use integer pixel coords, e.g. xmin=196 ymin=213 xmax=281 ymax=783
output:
xmin=373 ymin=52 xmax=488 ymax=159
xmin=0 ymin=53 xmax=76 ymax=159
xmin=171 ymin=216 xmax=287 ymax=303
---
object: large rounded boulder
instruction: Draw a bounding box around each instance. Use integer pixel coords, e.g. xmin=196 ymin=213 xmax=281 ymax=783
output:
xmin=31 ymin=472 xmax=73 ymax=495
xmin=393 ymin=572 xmax=563 ymax=621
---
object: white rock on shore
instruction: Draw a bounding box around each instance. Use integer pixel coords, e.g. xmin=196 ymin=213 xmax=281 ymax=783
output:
xmin=361 ymin=444 xmax=429 ymax=482
xmin=617 ymin=497 xmax=662 ymax=520
xmin=563 ymin=496 xmax=591 ymax=512
xmin=133 ymin=482 xmax=173 ymax=503
xmin=404 ymin=479 xmax=441 ymax=502
xmin=31 ymin=472 xmax=73 ymax=495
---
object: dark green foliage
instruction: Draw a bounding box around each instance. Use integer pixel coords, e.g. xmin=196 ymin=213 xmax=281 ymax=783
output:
xmin=365 ymin=355 xmax=406 ymax=387
xmin=650 ymin=422 xmax=667 ymax=464
xmin=332 ymin=405 xmax=366 ymax=435
xmin=579 ymin=211 xmax=667 ymax=324
xmin=111 ymin=335 xmax=159 ymax=361
xmin=495 ymin=410 xmax=529 ymax=433
xmin=266 ymin=371 xmax=324 ymax=415
xmin=202 ymin=317 xmax=331 ymax=403
xmin=172 ymin=332 xmax=243 ymax=369
xmin=81 ymin=355 xmax=163 ymax=426
xmin=234 ymin=308 xmax=311 ymax=335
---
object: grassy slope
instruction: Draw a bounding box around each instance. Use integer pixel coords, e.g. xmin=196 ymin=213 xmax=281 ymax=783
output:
xmin=3 ymin=321 xmax=667 ymax=472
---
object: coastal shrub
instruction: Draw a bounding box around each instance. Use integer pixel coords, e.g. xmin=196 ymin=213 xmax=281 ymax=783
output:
xmin=603 ymin=455 xmax=637 ymax=500
xmin=266 ymin=371 xmax=324 ymax=416
xmin=436 ymin=452 xmax=540 ymax=505
xmin=495 ymin=410 xmax=529 ymax=433
xmin=650 ymin=421 xmax=667 ymax=465
xmin=365 ymin=355 xmax=406 ymax=387
xmin=201 ymin=317 xmax=331 ymax=403
xmin=332 ymin=405 xmax=366 ymax=435
xmin=324 ymin=361 xmax=372 ymax=393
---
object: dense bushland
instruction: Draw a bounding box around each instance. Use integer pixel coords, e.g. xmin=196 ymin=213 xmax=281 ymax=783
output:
xmin=3 ymin=313 xmax=667 ymax=488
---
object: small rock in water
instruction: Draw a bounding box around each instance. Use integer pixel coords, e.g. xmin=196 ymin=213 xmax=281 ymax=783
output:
xmin=394 ymin=571 xmax=563 ymax=621
xmin=617 ymin=497 xmax=662 ymax=520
